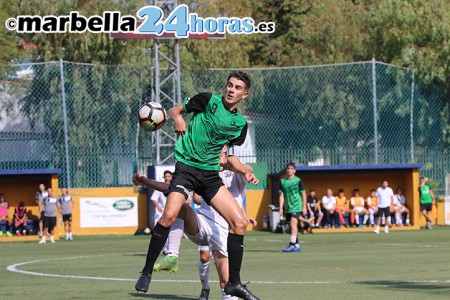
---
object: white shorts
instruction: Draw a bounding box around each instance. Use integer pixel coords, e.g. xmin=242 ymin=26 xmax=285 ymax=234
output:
xmin=186 ymin=213 xmax=228 ymax=257
xmin=353 ymin=207 xmax=365 ymax=214
xmin=154 ymin=211 xmax=163 ymax=227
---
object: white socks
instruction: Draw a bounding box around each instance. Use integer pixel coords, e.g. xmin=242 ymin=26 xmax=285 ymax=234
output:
xmin=198 ymin=259 xmax=210 ymax=289
xmin=166 ymin=218 xmax=184 ymax=257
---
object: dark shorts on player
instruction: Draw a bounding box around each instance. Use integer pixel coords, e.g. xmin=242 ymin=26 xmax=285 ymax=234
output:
xmin=420 ymin=203 xmax=432 ymax=212
xmin=286 ymin=212 xmax=308 ymax=222
xmin=377 ymin=207 xmax=391 ymax=218
xmin=40 ymin=211 xmax=45 ymax=221
xmin=168 ymin=162 xmax=224 ymax=204
xmin=43 ymin=216 xmax=56 ymax=231
xmin=63 ymin=214 xmax=72 ymax=222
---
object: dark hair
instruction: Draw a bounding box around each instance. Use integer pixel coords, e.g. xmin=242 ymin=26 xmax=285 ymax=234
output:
xmin=286 ymin=162 xmax=296 ymax=169
xmin=19 ymin=201 xmax=25 ymax=207
xmin=338 ymin=188 xmax=344 ymax=194
xmin=0 ymin=193 xmax=4 ymax=197
xmin=353 ymin=189 xmax=359 ymax=194
xmin=228 ymin=71 xmax=251 ymax=90
xmin=163 ymin=170 xmax=173 ymax=176
xmin=370 ymin=189 xmax=376 ymax=193
xmin=420 ymin=176 xmax=425 ymax=180
xmin=310 ymin=188 xmax=315 ymax=192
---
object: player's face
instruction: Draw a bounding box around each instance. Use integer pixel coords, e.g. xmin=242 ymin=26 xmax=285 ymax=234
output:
xmin=0 ymin=195 xmax=4 ymax=202
xmin=163 ymin=173 xmax=172 ymax=183
xmin=48 ymin=188 xmax=53 ymax=196
xmin=39 ymin=184 xmax=45 ymax=191
xmin=61 ymin=188 xmax=67 ymax=195
xmin=327 ymin=189 xmax=333 ymax=196
xmin=310 ymin=191 xmax=316 ymax=197
xmin=286 ymin=166 xmax=295 ymax=176
xmin=224 ymin=77 xmax=249 ymax=109
xmin=383 ymin=181 xmax=388 ymax=188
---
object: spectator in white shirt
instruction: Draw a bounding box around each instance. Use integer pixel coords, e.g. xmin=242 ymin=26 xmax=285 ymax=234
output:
xmin=321 ymin=188 xmax=339 ymax=229
xmin=374 ymin=180 xmax=394 ymax=234
xmin=393 ymin=187 xmax=411 ymax=226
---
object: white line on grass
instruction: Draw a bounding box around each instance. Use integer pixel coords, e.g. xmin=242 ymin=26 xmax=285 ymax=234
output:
xmin=6 ymin=255 xmax=450 ymax=285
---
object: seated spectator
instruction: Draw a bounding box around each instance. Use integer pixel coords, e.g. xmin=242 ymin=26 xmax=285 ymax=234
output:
xmin=366 ymin=189 xmax=378 ymax=227
xmin=307 ymin=189 xmax=323 ymax=228
xmin=0 ymin=193 xmax=13 ymax=237
xmin=14 ymin=201 xmax=28 ymax=236
xmin=335 ymin=189 xmax=354 ymax=228
xmin=393 ymin=187 xmax=411 ymax=226
xmin=350 ymin=189 xmax=369 ymax=228
xmin=321 ymin=188 xmax=339 ymax=229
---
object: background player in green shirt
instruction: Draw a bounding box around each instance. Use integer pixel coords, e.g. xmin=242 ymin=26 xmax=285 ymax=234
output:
xmin=419 ymin=176 xmax=436 ymax=230
xmin=135 ymin=71 xmax=259 ymax=300
xmin=279 ymin=162 xmax=309 ymax=252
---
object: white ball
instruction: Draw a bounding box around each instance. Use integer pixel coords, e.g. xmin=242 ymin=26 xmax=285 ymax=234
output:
xmin=138 ymin=102 xmax=167 ymax=132
xmin=143 ymin=227 xmax=151 ymax=234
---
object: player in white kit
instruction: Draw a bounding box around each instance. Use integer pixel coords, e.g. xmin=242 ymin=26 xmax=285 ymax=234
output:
xmin=132 ymin=145 xmax=257 ymax=300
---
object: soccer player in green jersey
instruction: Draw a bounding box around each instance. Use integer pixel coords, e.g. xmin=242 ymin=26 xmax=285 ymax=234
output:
xmin=135 ymin=71 xmax=260 ymax=300
xmin=419 ymin=177 xmax=436 ymax=230
xmin=279 ymin=162 xmax=309 ymax=252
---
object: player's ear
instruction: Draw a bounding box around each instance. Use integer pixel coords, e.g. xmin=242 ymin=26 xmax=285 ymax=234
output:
xmin=241 ymin=90 xmax=249 ymax=100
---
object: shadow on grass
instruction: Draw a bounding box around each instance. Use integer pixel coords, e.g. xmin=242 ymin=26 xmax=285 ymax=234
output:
xmin=123 ymin=253 xmax=146 ymax=257
xmin=357 ymin=280 xmax=450 ymax=295
xmin=129 ymin=293 xmax=196 ymax=299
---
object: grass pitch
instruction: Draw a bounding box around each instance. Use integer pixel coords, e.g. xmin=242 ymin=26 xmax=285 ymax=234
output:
xmin=2 ymin=227 xmax=450 ymax=299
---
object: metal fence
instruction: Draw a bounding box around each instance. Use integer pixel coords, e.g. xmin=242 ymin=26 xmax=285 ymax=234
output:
xmin=0 ymin=61 xmax=448 ymax=192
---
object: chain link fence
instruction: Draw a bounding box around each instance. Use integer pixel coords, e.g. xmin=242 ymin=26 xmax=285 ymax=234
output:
xmin=1 ymin=61 xmax=448 ymax=192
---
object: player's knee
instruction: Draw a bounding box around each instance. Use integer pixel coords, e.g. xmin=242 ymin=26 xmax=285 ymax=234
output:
xmin=229 ymin=217 xmax=248 ymax=233
xmin=200 ymin=252 xmax=210 ymax=264
xmin=159 ymin=212 xmax=177 ymax=227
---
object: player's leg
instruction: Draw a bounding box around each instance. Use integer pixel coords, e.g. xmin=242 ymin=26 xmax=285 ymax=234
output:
xmin=362 ymin=209 xmax=369 ymax=226
xmin=39 ymin=212 xmax=44 ymax=237
xmin=384 ymin=208 xmax=391 ymax=233
xmin=49 ymin=218 xmax=56 ymax=243
xmin=154 ymin=217 xmax=184 ymax=273
xmin=64 ymin=219 xmax=69 ymax=239
xmin=136 ymin=191 xmax=186 ymax=292
xmin=404 ymin=207 xmax=411 ymax=225
xmin=211 ymin=250 xmax=238 ymax=300
xmin=316 ymin=211 xmax=323 ymax=228
xmin=353 ymin=209 xmax=360 ymax=226
xmin=198 ymin=246 xmax=211 ymax=300
xmin=208 ymin=187 xmax=258 ymax=300
xmin=374 ymin=208 xmax=383 ymax=234
xmin=68 ymin=217 xmax=73 ymax=240
xmin=282 ymin=214 xmax=299 ymax=252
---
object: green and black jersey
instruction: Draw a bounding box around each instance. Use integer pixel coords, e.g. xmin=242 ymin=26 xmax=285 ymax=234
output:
xmin=279 ymin=176 xmax=305 ymax=213
xmin=419 ymin=184 xmax=433 ymax=204
xmin=174 ymin=92 xmax=248 ymax=171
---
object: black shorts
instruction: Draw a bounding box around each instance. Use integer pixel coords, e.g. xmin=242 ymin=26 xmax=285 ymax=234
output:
xmin=286 ymin=212 xmax=308 ymax=222
xmin=420 ymin=203 xmax=432 ymax=212
xmin=40 ymin=211 xmax=45 ymax=221
xmin=63 ymin=214 xmax=72 ymax=222
xmin=377 ymin=207 xmax=391 ymax=218
xmin=43 ymin=216 xmax=56 ymax=230
xmin=168 ymin=162 xmax=223 ymax=204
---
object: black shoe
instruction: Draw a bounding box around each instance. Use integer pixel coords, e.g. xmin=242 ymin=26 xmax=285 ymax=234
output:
xmin=135 ymin=272 xmax=152 ymax=293
xmin=224 ymin=282 xmax=260 ymax=300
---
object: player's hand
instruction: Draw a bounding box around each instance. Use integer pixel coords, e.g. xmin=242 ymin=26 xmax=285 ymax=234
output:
xmin=245 ymin=172 xmax=259 ymax=185
xmin=279 ymin=208 xmax=283 ymax=216
xmin=132 ymin=173 xmax=148 ymax=186
xmin=303 ymin=208 xmax=307 ymax=216
xmin=157 ymin=206 xmax=163 ymax=213
xmin=174 ymin=115 xmax=186 ymax=136
xmin=248 ymin=217 xmax=257 ymax=229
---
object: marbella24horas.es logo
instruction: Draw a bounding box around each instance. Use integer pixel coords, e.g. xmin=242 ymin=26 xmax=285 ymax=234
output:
xmin=5 ymin=4 xmax=275 ymax=36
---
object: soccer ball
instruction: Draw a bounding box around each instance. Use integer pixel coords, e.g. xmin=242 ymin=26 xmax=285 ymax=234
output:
xmin=138 ymin=102 xmax=167 ymax=132
xmin=143 ymin=227 xmax=151 ymax=235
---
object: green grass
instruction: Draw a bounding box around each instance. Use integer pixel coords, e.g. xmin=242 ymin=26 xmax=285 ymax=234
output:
xmin=2 ymin=228 xmax=450 ymax=299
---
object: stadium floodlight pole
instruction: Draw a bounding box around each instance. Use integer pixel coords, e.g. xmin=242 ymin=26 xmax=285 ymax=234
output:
xmin=371 ymin=58 xmax=379 ymax=164
xmin=59 ymin=59 xmax=71 ymax=188
xmin=410 ymin=69 xmax=415 ymax=163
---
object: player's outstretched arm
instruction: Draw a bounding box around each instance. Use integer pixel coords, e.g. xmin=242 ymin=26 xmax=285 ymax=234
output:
xmin=226 ymin=155 xmax=259 ymax=185
xmin=132 ymin=174 xmax=169 ymax=193
xmin=168 ymin=104 xmax=186 ymax=136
